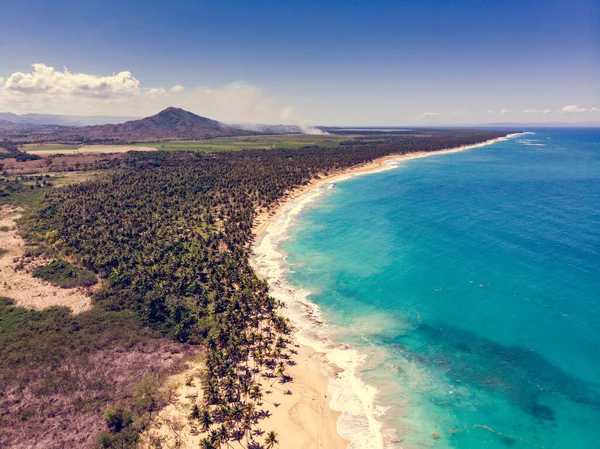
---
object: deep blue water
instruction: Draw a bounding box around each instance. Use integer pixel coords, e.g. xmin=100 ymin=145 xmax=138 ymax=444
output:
xmin=281 ymin=130 xmax=600 ymax=448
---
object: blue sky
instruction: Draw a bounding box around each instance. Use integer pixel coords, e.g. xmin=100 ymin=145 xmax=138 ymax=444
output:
xmin=0 ymin=0 xmax=598 ymax=125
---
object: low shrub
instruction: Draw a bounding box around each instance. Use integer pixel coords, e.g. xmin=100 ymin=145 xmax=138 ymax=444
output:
xmin=32 ymin=259 xmax=97 ymax=288
xmin=0 ymin=297 xmax=191 ymax=448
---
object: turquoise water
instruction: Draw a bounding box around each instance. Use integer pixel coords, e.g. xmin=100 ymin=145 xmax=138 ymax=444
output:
xmin=280 ymin=130 xmax=600 ymax=448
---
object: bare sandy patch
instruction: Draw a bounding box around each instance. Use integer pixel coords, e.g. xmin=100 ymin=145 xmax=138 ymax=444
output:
xmin=0 ymin=206 xmax=93 ymax=314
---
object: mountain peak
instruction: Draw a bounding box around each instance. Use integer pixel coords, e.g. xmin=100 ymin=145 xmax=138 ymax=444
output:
xmin=75 ymin=107 xmax=251 ymax=142
xmin=155 ymin=107 xmax=192 ymax=118
xmin=0 ymin=108 xmax=256 ymax=143
xmin=148 ymin=107 xmax=222 ymax=129
xmin=158 ymin=106 xmax=186 ymax=114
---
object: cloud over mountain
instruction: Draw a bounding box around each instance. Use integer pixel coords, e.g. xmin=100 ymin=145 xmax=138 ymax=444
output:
xmin=1 ymin=64 xmax=140 ymax=100
xmin=0 ymin=64 xmax=298 ymax=125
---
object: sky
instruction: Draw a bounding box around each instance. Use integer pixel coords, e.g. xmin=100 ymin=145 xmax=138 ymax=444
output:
xmin=0 ymin=0 xmax=599 ymax=126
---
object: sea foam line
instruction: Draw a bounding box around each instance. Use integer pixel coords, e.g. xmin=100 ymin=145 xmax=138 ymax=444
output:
xmin=250 ymin=133 xmax=523 ymax=449
xmin=252 ymin=185 xmax=388 ymax=449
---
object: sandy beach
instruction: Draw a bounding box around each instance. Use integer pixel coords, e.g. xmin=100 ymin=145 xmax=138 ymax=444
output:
xmin=249 ymin=133 xmax=520 ymax=448
xmin=252 ymin=134 xmax=520 ymax=238
xmin=140 ymin=343 xmax=348 ymax=449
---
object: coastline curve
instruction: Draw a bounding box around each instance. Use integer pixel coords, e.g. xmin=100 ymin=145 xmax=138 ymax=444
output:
xmin=250 ymin=133 xmax=523 ymax=448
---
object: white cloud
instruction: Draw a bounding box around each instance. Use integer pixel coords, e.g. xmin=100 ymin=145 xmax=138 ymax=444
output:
xmin=523 ymin=108 xmax=552 ymax=114
xmin=562 ymin=104 xmax=586 ymax=113
xmin=487 ymin=109 xmax=495 ymax=114
xmin=0 ymin=63 xmax=299 ymax=124
xmin=2 ymin=63 xmax=140 ymax=99
xmin=409 ymin=111 xmax=443 ymax=120
xmin=501 ymin=108 xmax=510 ymax=114
xmin=411 ymin=111 xmax=467 ymax=121
xmin=590 ymin=107 xmax=600 ymax=113
xmin=145 ymin=87 xmax=167 ymax=96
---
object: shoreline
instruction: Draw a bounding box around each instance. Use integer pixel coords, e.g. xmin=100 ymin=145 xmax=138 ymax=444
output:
xmin=249 ymin=133 xmax=521 ymax=448
xmin=252 ymin=133 xmax=521 ymax=238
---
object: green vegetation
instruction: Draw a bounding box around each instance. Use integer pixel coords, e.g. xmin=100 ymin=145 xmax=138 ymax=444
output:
xmin=0 ymin=174 xmax=55 ymax=207
xmin=19 ymin=129 xmax=509 ymax=448
xmin=124 ymin=134 xmax=348 ymax=152
xmin=19 ymin=135 xmax=347 ymax=155
xmin=32 ymin=259 xmax=97 ymax=288
xmin=17 ymin=135 xmax=350 ymax=154
xmin=95 ymin=373 xmax=167 ymax=448
xmin=0 ymin=173 xmax=102 ymax=207
xmin=0 ymin=297 xmax=146 ymax=372
xmin=97 ymin=403 xmax=138 ymax=448
xmin=22 ymin=144 xmax=82 ymax=152
xmin=0 ymin=296 xmax=187 ymax=448
xmin=1 ymin=139 xmax=42 ymax=161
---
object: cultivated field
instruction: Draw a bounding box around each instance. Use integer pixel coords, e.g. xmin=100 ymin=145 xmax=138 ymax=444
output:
xmin=23 ymin=144 xmax=156 ymax=155
xmin=22 ymin=134 xmax=353 ymax=155
xmin=136 ymin=134 xmax=350 ymax=152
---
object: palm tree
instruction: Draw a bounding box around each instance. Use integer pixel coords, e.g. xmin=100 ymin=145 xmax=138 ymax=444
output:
xmin=218 ymin=424 xmax=232 ymax=449
xmin=200 ymin=437 xmax=218 ymax=449
xmin=249 ymin=385 xmax=263 ymax=404
xmin=190 ymin=404 xmax=201 ymax=421
xmin=264 ymin=431 xmax=279 ymax=449
xmin=200 ymin=409 xmax=213 ymax=432
xmin=231 ymin=403 xmax=244 ymax=423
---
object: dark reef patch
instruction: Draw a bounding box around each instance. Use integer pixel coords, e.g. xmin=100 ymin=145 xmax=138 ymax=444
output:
xmin=384 ymin=322 xmax=600 ymax=421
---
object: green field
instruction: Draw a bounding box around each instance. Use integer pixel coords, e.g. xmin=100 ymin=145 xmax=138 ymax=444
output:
xmin=130 ymin=134 xmax=349 ymax=152
xmin=22 ymin=144 xmax=82 ymax=152
xmin=20 ymin=135 xmax=351 ymax=154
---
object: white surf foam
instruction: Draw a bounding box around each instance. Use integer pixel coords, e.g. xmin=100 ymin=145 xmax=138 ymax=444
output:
xmin=252 ymin=182 xmax=388 ymax=449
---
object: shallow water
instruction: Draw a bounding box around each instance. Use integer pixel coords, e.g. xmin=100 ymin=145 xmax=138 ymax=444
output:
xmin=256 ymin=129 xmax=600 ymax=448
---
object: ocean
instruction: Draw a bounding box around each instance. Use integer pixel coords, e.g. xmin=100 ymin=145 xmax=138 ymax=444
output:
xmin=253 ymin=129 xmax=600 ymax=448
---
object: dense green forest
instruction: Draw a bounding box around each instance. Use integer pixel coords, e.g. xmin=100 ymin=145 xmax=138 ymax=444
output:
xmin=3 ymin=130 xmax=509 ymax=448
